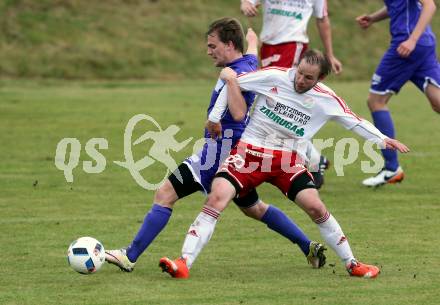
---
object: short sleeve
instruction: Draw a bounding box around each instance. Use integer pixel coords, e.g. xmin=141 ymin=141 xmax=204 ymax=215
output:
xmin=313 ymin=0 xmax=328 ymax=18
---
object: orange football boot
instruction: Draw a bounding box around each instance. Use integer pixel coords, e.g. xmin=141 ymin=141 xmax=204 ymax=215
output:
xmin=346 ymin=260 xmax=380 ymax=278
xmin=159 ymin=257 xmax=189 ymax=279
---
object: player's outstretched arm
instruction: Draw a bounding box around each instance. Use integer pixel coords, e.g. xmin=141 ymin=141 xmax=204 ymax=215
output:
xmin=245 ymin=28 xmax=258 ymax=56
xmin=330 ymin=96 xmax=410 ymax=153
xmin=356 ymin=6 xmax=389 ymax=29
xmin=316 ymin=16 xmax=342 ymax=74
xmin=384 ymin=138 xmax=410 ymax=153
xmin=350 ymin=120 xmax=410 ymax=153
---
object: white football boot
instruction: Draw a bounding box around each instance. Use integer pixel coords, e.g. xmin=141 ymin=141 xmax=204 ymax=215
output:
xmin=105 ymin=248 xmax=135 ymax=272
xmin=362 ymin=166 xmax=404 ymax=187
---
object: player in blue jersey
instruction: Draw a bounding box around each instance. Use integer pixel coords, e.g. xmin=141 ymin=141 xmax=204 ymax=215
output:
xmin=357 ymin=0 xmax=440 ymax=187
xmin=105 ymin=17 xmax=326 ymax=273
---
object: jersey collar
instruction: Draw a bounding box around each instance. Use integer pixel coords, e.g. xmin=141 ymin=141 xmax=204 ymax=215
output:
xmin=287 ymin=68 xmax=296 ymax=82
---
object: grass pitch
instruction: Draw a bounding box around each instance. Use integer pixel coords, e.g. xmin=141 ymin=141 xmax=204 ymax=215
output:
xmin=1 ymin=80 xmax=439 ymax=305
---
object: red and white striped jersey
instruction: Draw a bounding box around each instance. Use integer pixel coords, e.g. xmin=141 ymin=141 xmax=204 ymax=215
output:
xmin=209 ymin=67 xmax=386 ymax=157
xmin=247 ymin=0 xmax=328 ymax=44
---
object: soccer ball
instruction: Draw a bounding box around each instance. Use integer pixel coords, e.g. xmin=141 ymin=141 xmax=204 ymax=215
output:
xmin=67 ymin=237 xmax=105 ymax=274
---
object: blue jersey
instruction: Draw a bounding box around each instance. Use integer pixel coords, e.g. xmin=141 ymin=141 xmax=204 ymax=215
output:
xmin=205 ymin=54 xmax=258 ymax=139
xmin=385 ymin=0 xmax=436 ymax=46
xmin=184 ymin=54 xmax=258 ymax=193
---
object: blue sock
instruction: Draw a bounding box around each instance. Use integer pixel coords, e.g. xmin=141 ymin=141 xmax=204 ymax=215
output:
xmin=371 ymin=110 xmax=399 ymax=171
xmin=261 ymin=205 xmax=310 ymax=256
xmin=126 ymin=204 xmax=172 ymax=262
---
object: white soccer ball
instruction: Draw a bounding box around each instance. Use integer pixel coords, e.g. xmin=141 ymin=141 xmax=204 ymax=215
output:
xmin=67 ymin=237 xmax=105 ymax=274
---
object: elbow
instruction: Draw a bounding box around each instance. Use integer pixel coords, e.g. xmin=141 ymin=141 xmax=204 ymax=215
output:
xmin=231 ymin=111 xmax=246 ymax=122
xmin=316 ymin=16 xmax=329 ymax=25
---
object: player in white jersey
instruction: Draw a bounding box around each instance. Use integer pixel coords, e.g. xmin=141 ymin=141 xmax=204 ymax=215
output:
xmin=160 ymin=50 xmax=409 ymax=279
xmin=240 ymin=0 xmax=341 ymax=72
xmin=241 ymin=0 xmax=342 ymax=189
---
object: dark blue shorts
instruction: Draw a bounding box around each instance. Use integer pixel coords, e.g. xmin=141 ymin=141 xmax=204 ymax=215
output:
xmin=183 ymin=136 xmax=238 ymax=193
xmin=371 ymin=44 xmax=440 ymax=94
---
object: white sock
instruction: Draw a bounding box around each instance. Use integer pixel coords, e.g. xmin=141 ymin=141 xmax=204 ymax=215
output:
xmin=181 ymin=206 xmax=220 ymax=269
xmin=315 ymin=212 xmax=355 ymax=266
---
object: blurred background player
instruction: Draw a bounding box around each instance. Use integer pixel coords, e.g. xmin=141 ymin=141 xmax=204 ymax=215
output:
xmin=159 ymin=49 xmax=409 ymax=279
xmin=105 ymin=17 xmax=326 ymax=273
xmin=357 ymin=0 xmax=440 ymax=187
xmin=240 ymin=0 xmax=342 ymax=71
xmin=240 ymin=0 xmax=343 ymax=188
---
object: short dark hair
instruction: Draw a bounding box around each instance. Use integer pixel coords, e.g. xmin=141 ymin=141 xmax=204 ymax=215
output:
xmin=206 ymin=17 xmax=244 ymax=53
xmin=299 ymin=49 xmax=332 ymax=78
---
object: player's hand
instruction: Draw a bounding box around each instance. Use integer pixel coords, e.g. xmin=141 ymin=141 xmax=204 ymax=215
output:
xmin=328 ymin=55 xmax=343 ymax=74
xmin=397 ymin=39 xmax=416 ymax=58
xmin=245 ymin=28 xmax=258 ymax=56
xmin=356 ymin=14 xmax=373 ymax=29
xmin=246 ymin=28 xmax=258 ymax=47
xmin=206 ymin=120 xmax=222 ymax=140
xmin=384 ymin=138 xmax=410 ymax=153
xmin=241 ymin=0 xmax=258 ymax=17
xmin=219 ymin=67 xmax=238 ymax=82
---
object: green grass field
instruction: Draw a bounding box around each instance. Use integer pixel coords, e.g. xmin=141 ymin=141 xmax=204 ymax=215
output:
xmin=1 ymin=80 xmax=439 ymax=305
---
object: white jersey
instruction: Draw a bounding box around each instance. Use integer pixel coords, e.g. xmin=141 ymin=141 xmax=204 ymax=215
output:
xmin=209 ymin=67 xmax=387 ymax=158
xmin=247 ymin=0 xmax=328 ymax=45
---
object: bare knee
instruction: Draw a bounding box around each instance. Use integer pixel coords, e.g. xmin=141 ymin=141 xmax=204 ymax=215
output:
xmin=205 ymin=191 xmax=229 ymax=212
xmin=153 ymin=180 xmax=178 ymax=208
xmin=427 ymin=93 xmax=440 ymax=113
xmin=294 ymin=188 xmax=328 ymax=221
xmin=305 ymin=203 xmax=327 ymax=220
xmin=426 ymin=84 xmax=440 ymax=113
xmin=204 ymin=177 xmax=236 ymax=212
xmin=367 ymin=93 xmax=391 ymax=112
xmin=240 ymin=201 xmax=269 ymax=220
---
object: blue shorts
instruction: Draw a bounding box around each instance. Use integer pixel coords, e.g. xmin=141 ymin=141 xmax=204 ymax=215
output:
xmin=371 ymin=44 xmax=440 ymax=94
xmin=183 ymin=136 xmax=239 ymax=193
